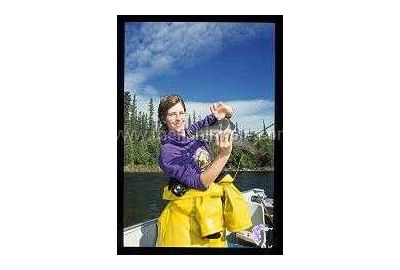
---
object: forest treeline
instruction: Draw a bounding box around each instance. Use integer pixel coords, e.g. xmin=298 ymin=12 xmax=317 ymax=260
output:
xmin=123 ymin=91 xmax=274 ymax=171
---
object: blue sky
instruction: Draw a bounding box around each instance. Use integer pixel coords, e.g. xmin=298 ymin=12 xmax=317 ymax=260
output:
xmin=124 ymin=22 xmax=275 ymax=133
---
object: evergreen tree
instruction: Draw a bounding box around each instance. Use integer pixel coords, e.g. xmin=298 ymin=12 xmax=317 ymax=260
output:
xmin=148 ymin=98 xmax=155 ymax=135
xmin=156 ymin=118 xmax=160 ymax=136
xmin=263 ymin=120 xmax=266 ymax=135
xmin=235 ymin=122 xmax=239 ymax=134
xmin=132 ymin=94 xmax=137 ymax=120
xmin=137 ymin=112 xmax=142 ymax=138
xmin=144 ymin=113 xmax=148 ymax=137
xmin=123 ymin=92 xmax=132 ymax=165
xmin=124 ymin=133 xmax=133 ymax=165
xmin=192 ymin=111 xmax=196 ymax=123
xmin=124 ymin=91 xmax=132 ymax=126
xmin=131 ymin=94 xmax=137 ymax=139
xmin=188 ymin=114 xmax=192 ymax=127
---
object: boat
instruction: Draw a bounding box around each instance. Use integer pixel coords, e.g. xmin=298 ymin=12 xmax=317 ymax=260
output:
xmin=123 ymin=188 xmax=274 ymax=248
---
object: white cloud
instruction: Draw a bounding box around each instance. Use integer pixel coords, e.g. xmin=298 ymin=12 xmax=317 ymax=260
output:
xmin=151 ymin=55 xmax=172 ymax=71
xmin=124 ymin=22 xmax=268 ymax=92
xmin=124 ymin=70 xmax=148 ymax=90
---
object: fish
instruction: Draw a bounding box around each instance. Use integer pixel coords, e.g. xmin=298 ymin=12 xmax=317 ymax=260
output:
xmin=196 ymin=118 xmax=235 ymax=139
xmin=195 ymin=118 xmax=264 ymax=158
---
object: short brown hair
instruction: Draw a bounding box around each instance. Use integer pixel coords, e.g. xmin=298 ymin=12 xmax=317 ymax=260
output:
xmin=158 ymin=95 xmax=186 ymax=132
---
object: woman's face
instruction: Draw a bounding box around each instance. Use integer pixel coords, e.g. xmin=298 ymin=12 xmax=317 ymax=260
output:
xmin=165 ymin=102 xmax=186 ymax=134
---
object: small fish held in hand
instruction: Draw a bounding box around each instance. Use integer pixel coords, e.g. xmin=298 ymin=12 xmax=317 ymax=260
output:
xmin=196 ymin=118 xmax=263 ymax=158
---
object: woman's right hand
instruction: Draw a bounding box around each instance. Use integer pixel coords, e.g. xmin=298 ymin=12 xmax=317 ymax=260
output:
xmin=215 ymin=129 xmax=233 ymax=158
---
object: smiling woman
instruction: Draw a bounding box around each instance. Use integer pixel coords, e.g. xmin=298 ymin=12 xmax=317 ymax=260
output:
xmin=155 ymin=94 xmax=252 ymax=247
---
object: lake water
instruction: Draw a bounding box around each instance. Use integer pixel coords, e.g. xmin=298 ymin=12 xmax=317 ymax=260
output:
xmin=124 ymin=171 xmax=274 ymax=227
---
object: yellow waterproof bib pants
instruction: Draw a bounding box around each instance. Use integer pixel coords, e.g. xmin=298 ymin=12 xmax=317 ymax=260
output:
xmin=156 ymin=174 xmax=252 ymax=247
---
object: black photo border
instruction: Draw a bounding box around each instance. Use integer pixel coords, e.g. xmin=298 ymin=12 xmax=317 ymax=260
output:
xmin=117 ymin=15 xmax=283 ymax=255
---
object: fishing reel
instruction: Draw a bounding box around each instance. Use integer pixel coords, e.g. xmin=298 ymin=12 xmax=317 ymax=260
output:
xmin=168 ymin=179 xmax=189 ymax=197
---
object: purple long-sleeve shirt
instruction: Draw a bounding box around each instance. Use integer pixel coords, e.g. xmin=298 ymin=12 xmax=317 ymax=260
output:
xmin=158 ymin=114 xmax=217 ymax=190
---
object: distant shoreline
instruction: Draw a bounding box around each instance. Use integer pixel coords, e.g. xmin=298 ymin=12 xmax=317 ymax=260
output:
xmin=123 ymin=164 xmax=274 ymax=173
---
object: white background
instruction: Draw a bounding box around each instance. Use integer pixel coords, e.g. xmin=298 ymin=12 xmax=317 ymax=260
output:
xmin=1 ymin=0 xmax=400 ymax=269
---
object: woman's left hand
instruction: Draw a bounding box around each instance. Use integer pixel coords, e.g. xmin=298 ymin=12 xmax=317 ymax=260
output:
xmin=210 ymin=102 xmax=233 ymax=120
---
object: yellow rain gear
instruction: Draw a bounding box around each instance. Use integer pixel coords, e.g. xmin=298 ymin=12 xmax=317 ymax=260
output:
xmin=156 ymin=174 xmax=252 ymax=247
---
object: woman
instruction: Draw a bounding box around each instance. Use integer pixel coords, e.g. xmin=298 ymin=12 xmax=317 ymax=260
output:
xmin=156 ymin=95 xmax=251 ymax=247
